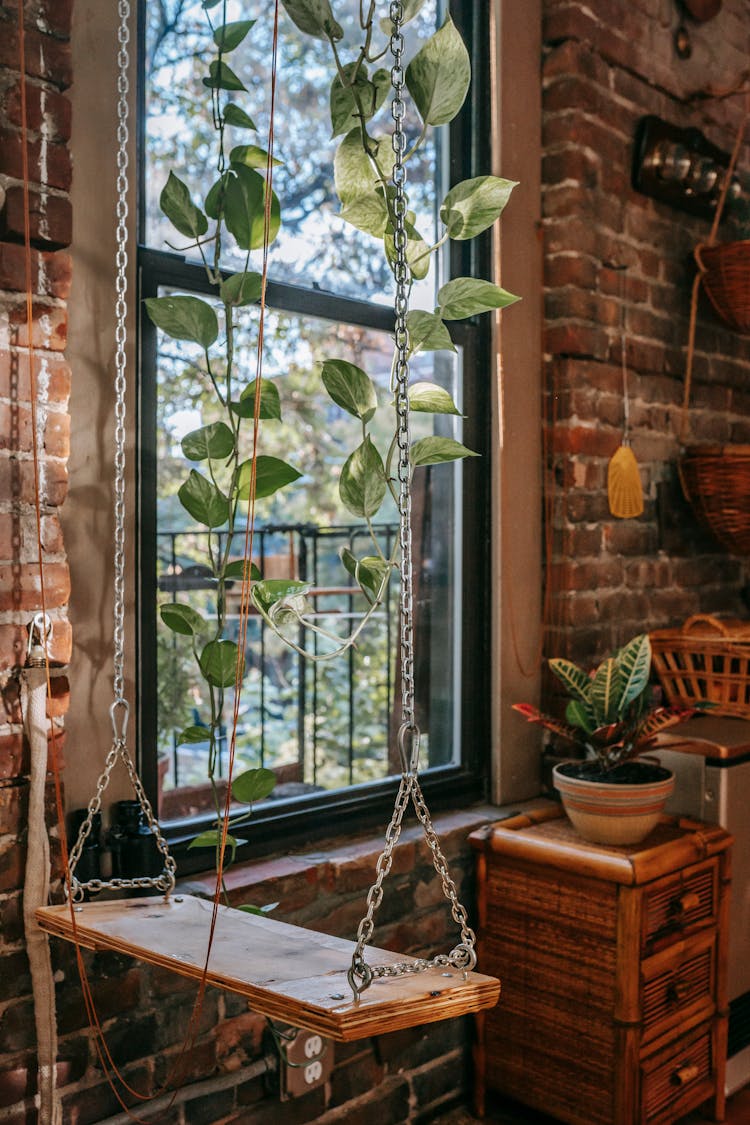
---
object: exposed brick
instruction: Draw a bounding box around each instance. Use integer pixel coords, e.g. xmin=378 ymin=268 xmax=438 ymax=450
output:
xmin=0 ymin=128 xmax=72 ymax=191
xmin=0 ymin=457 xmax=69 ymax=507
xmin=0 ymin=245 xmax=72 ymax=299
xmin=5 ymin=81 xmax=72 ymax=142
xmin=0 ymin=561 xmax=70 ymax=610
xmin=7 ymin=302 xmax=67 ymax=350
xmin=1 ymin=185 xmax=72 ymax=249
xmin=0 ymin=25 xmax=72 ymax=88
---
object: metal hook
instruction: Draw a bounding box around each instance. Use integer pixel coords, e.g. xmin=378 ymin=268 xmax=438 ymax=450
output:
xmin=397 ymin=722 xmax=421 ymax=774
xmin=26 ymin=612 xmax=52 ymax=667
xmin=110 ymin=698 xmax=130 ymax=742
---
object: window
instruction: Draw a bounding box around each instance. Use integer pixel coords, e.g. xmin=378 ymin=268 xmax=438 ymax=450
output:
xmin=137 ymin=0 xmax=492 ymax=864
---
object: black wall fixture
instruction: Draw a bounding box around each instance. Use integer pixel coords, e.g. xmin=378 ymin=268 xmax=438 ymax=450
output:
xmin=633 ymin=115 xmax=743 ymax=220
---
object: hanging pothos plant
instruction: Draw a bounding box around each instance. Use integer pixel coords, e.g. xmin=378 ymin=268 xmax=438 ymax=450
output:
xmin=145 ymin=0 xmax=518 ymax=867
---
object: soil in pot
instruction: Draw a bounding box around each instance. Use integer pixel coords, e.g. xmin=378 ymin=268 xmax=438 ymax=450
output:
xmin=552 ymin=759 xmax=675 ymax=847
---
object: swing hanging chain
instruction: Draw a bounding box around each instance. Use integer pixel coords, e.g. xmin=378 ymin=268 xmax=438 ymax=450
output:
xmin=68 ymin=0 xmax=176 ymax=900
xmin=348 ymin=10 xmax=478 ymax=995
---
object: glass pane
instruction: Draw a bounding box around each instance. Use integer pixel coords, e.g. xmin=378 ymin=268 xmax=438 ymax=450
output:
xmin=153 ymin=290 xmax=463 ymax=821
xmin=143 ymin=1 xmax=444 ymax=305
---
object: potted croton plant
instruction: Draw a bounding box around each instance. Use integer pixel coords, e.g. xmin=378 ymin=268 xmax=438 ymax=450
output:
xmin=514 ymin=634 xmax=689 ymax=845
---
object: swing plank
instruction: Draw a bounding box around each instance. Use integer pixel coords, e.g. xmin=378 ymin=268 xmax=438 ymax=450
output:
xmin=36 ymin=895 xmax=500 ymax=1041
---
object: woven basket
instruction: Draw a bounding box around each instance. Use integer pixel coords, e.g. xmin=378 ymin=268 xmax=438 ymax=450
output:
xmin=695 ymin=240 xmax=750 ymax=334
xmin=679 ymin=444 xmax=750 ymax=555
xmin=650 ymin=614 xmax=750 ymax=718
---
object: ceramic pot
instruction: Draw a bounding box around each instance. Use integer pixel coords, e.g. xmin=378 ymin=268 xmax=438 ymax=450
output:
xmin=552 ymin=760 xmax=675 ymax=846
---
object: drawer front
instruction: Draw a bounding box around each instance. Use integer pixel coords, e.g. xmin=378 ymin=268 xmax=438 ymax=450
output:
xmin=642 ymin=859 xmax=717 ymax=951
xmin=641 ymin=933 xmax=716 ymax=1039
xmin=641 ymin=1023 xmax=713 ymax=1122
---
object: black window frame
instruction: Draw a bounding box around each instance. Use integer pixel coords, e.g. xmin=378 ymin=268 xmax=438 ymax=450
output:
xmin=135 ymin=0 xmax=493 ymax=871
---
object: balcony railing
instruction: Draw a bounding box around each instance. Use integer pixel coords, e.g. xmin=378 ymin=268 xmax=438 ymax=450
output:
xmin=156 ymin=522 xmax=399 ymax=803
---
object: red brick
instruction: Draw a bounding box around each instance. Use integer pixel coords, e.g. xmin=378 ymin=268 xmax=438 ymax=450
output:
xmin=559 ymin=525 xmax=603 ymax=557
xmin=0 ymin=458 xmax=68 ymax=506
xmin=0 ymin=348 xmax=72 ymax=403
xmin=5 ymin=81 xmax=72 ymax=142
xmin=7 ymin=302 xmax=67 ymax=350
xmin=552 ymin=424 xmax=620 ymax=458
xmin=545 ymin=322 xmax=611 ymax=361
xmin=542 ymin=147 xmax=598 ymax=191
xmin=0 ymin=733 xmax=26 ymax=779
xmin=0 ymin=25 xmax=72 ymax=88
xmin=2 ymin=185 xmax=72 ymax=248
xmin=0 ymin=128 xmax=72 ymax=191
xmin=0 ymin=561 xmax=70 ymax=610
xmin=24 ymin=0 xmax=73 ymax=39
xmin=0 ymin=244 xmax=72 ymax=298
xmin=545 ymin=253 xmax=599 ymax=290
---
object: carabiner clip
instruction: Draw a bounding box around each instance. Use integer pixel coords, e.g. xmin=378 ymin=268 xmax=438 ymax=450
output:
xmin=110 ymin=698 xmax=130 ymax=742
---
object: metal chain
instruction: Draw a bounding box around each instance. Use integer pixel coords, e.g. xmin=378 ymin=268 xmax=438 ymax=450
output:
xmin=67 ymin=0 xmax=176 ymax=900
xmin=348 ymin=2 xmax=477 ymax=999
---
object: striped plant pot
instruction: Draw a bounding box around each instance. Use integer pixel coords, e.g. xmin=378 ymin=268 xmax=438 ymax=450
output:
xmin=552 ymin=761 xmax=675 ymax=846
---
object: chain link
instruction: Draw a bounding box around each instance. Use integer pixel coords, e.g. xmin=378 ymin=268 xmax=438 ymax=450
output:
xmin=348 ymin=3 xmax=477 ymax=999
xmin=67 ymin=0 xmax=176 ymax=900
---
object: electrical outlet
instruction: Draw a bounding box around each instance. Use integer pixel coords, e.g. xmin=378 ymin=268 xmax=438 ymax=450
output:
xmin=277 ymin=1027 xmax=333 ymax=1100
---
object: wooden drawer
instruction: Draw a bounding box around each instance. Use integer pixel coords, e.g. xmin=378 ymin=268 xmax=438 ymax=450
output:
xmin=641 ymin=1021 xmax=714 ymax=1123
xmin=641 ymin=930 xmax=716 ymax=1043
xmin=642 ymin=859 xmax=718 ymax=952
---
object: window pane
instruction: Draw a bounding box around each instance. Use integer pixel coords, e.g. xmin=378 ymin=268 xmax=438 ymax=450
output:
xmin=153 ymin=291 xmax=463 ymax=821
xmin=144 ymin=1 xmax=444 ymax=304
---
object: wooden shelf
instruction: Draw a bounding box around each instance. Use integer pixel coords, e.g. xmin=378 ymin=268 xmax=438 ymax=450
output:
xmin=36 ymin=895 xmax=500 ymax=1042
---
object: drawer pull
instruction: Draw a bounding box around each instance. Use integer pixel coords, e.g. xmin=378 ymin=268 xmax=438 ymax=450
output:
xmin=667 ymin=980 xmax=691 ymax=1005
xmin=671 ymin=1063 xmax=700 ymax=1087
xmin=671 ymin=891 xmax=701 ymax=915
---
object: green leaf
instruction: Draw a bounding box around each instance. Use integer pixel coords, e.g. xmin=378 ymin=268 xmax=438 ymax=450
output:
xmin=159 ymin=172 xmax=208 ymax=240
xmin=204 ymin=173 xmax=231 ymax=220
xmin=440 ymin=176 xmax=517 ymax=240
xmin=144 ymin=295 xmax=218 ymax=348
xmin=405 ymin=14 xmax=470 ymax=126
xmin=616 ymin=634 xmax=652 ymax=711
xmin=220 ymin=271 xmax=262 ymax=307
xmin=406 ymin=310 xmax=456 ymax=355
xmin=159 ymin=602 xmax=209 ymax=636
xmin=591 ymin=657 xmax=621 ymax=726
xmin=334 ymin=131 xmax=390 ymax=237
xmin=411 ymin=437 xmax=478 ymax=466
xmin=339 ymin=194 xmax=389 ymax=238
xmin=181 ymin=421 xmax=235 ymax=462
xmin=321 ymin=359 xmax=377 ymax=422
xmin=231 ymin=378 xmax=282 ymax=421
xmin=237 ymin=902 xmax=278 ymax=915
xmin=225 ymin=559 xmax=261 ymax=581
xmin=330 ymin=64 xmax=389 ymax=137
xmin=339 ymin=547 xmax=390 ymax=604
xmin=199 ymin=639 xmax=242 ymax=688
xmin=438 ymin=277 xmax=520 ymax=320
xmin=548 ymin=658 xmax=592 ymax=703
xmin=202 ymin=0 xmax=222 ymax=8
xmin=224 ymin=166 xmax=281 ymax=250
xmin=177 ymin=725 xmax=211 ymax=745
xmin=213 ymin=19 xmax=255 ymax=52
xmin=408 ymin=382 xmax=462 ymax=416
xmin=385 ymin=218 xmax=431 ymax=280
xmin=229 ymin=144 xmax=283 ymax=169
xmin=188 ymin=830 xmax=245 ymax=861
xmin=339 ymin=437 xmax=386 ymax=518
xmin=253 ymin=579 xmax=311 ymax=617
xmin=178 ymin=470 xmax=229 ymax=527
xmin=223 ymin=104 xmax=257 ymax=130
xmin=379 ymin=0 xmax=426 ymax=31
xmin=232 ymin=766 xmax=276 ymax=804
xmin=203 ymin=60 xmax=247 ymax=91
xmin=237 ymin=456 xmax=302 ymax=500
xmin=280 ymin=0 xmax=343 ymax=41
xmin=565 ymin=699 xmax=595 ymax=735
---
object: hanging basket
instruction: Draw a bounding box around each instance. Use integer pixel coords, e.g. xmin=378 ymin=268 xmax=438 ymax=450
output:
xmin=679 ymin=443 xmax=750 ymax=554
xmin=650 ymin=614 xmax=750 ymax=718
xmin=695 ymin=240 xmax=750 ymax=334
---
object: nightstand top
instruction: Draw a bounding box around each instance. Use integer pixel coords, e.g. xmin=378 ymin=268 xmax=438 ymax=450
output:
xmin=469 ymin=806 xmax=733 ymax=884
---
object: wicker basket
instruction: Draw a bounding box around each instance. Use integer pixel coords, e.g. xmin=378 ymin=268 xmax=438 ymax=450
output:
xmin=679 ymin=444 xmax=750 ymax=555
xmin=650 ymin=614 xmax=750 ymax=718
xmin=695 ymin=240 xmax=750 ymax=334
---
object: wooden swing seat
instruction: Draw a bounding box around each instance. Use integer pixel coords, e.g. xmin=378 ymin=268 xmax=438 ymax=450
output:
xmin=36 ymin=895 xmax=500 ymax=1041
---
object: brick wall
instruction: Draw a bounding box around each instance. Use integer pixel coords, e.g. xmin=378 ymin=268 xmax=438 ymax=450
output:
xmin=542 ymin=0 xmax=750 ymax=666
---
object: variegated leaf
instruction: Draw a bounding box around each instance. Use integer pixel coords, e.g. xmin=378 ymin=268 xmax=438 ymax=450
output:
xmin=548 ymin=658 xmax=592 ymax=704
xmin=617 ymin=633 xmax=652 ymax=712
xmin=591 ymin=657 xmax=621 ymax=725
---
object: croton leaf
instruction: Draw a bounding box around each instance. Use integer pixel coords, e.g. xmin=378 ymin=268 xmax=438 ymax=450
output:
xmin=159 ymin=172 xmax=208 ymax=239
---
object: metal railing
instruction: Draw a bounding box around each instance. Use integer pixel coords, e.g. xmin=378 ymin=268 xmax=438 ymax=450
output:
xmin=156 ymin=522 xmax=398 ymax=794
